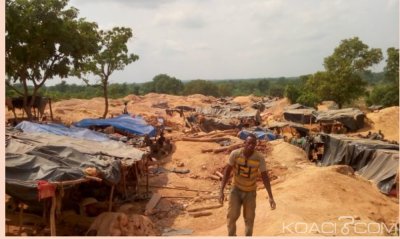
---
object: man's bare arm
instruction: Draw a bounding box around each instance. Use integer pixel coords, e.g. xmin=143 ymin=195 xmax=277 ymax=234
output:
xmin=219 ymin=164 xmax=232 ymax=204
xmin=261 ymin=171 xmax=276 ymax=209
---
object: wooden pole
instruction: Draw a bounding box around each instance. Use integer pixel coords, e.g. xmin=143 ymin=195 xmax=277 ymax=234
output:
xmin=50 ymin=196 xmax=57 ymax=236
xmin=48 ymin=98 xmax=53 ymax=121
xmin=189 ymin=211 xmax=212 ymax=218
xmin=18 ymin=203 xmax=24 ymax=235
xmin=121 ymin=164 xmax=127 ymax=198
xmin=146 ymin=159 xmax=149 ymax=197
xmin=139 ymin=184 xmax=212 ymax=193
xmin=108 ymin=185 xmax=115 ymax=212
xmin=179 ymin=137 xmax=230 ymax=142
xmin=187 ymin=204 xmax=222 ymax=212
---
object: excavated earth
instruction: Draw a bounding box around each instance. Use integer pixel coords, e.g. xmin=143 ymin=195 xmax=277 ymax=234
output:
xmin=5 ymin=94 xmax=399 ymax=236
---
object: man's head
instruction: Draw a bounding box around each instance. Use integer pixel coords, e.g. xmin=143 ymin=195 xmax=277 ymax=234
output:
xmin=243 ymin=134 xmax=257 ymax=157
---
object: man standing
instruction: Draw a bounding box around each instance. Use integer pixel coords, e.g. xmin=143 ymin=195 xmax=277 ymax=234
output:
xmin=219 ymin=134 xmax=276 ymax=236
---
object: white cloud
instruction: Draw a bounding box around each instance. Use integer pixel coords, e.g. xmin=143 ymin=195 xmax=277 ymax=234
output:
xmin=63 ymin=0 xmax=398 ymax=84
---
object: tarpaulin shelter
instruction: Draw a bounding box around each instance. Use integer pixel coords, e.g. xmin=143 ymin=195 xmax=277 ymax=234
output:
xmin=319 ymin=134 xmax=399 ymax=194
xmin=196 ymin=105 xmax=261 ymax=123
xmin=283 ymin=108 xmax=317 ymax=124
xmin=15 ymin=121 xmax=110 ymax=142
xmin=284 ymin=103 xmax=312 ymax=110
xmin=315 ymin=108 xmax=365 ymax=131
xmin=6 ymin=131 xmax=148 ymax=203
xmin=198 ymin=118 xmax=237 ymax=132
xmin=75 ymin=114 xmax=157 ymax=137
xmin=6 ymin=130 xmax=149 ymax=235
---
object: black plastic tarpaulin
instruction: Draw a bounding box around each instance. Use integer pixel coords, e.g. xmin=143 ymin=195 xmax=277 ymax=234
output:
xmin=283 ymin=108 xmax=317 ymax=124
xmin=6 ymin=131 xmax=147 ymax=204
xmin=319 ymin=134 xmax=399 ymax=194
xmin=315 ymin=108 xmax=365 ymax=131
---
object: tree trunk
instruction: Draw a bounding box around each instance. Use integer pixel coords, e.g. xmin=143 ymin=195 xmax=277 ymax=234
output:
xmin=21 ymin=79 xmax=33 ymax=120
xmin=102 ymin=79 xmax=109 ymax=119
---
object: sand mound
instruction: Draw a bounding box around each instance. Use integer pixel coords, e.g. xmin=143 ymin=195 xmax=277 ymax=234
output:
xmin=232 ymin=95 xmax=256 ymax=105
xmin=199 ymin=166 xmax=398 ymax=236
xmin=364 ymin=106 xmax=399 ymax=141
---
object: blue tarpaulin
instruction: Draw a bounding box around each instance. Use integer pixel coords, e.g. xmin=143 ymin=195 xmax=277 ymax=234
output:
xmin=74 ymin=114 xmax=157 ymax=137
xmin=15 ymin=121 xmax=110 ymax=141
xmin=238 ymin=130 xmax=278 ymax=141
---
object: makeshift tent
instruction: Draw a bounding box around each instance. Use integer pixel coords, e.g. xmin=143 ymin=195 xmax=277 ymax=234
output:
xmin=15 ymin=121 xmax=110 ymax=141
xmin=6 ymin=131 xmax=148 ymax=205
xmin=283 ymin=108 xmax=317 ymax=124
xmin=75 ymin=114 xmax=156 ymax=137
xmin=315 ymin=108 xmax=365 ymax=131
xmin=197 ymin=105 xmax=261 ymax=123
xmin=319 ymin=134 xmax=399 ymax=194
xmin=199 ymin=118 xmax=237 ymax=132
xmin=284 ymin=103 xmax=313 ymax=110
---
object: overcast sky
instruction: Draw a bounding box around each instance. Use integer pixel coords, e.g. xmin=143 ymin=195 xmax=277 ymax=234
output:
xmin=67 ymin=0 xmax=398 ymax=85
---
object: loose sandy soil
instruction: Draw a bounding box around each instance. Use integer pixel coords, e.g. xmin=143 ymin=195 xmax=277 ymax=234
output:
xmin=5 ymin=94 xmax=399 ymax=236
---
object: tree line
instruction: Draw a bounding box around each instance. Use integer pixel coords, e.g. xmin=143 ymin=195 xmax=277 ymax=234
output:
xmin=6 ymin=0 xmax=399 ymax=121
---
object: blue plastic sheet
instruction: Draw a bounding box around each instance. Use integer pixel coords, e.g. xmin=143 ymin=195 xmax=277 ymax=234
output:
xmin=74 ymin=114 xmax=156 ymax=137
xmin=15 ymin=121 xmax=110 ymax=141
xmin=238 ymin=130 xmax=278 ymax=141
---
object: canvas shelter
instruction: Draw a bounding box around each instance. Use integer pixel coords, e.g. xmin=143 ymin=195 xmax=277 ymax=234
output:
xmin=6 ymin=129 xmax=150 ymax=235
xmin=315 ymin=108 xmax=365 ymax=131
xmin=283 ymin=107 xmax=317 ymax=124
xmin=196 ymin=105 xmax=261 ymax=124
xmin=318 ymin=134 xmax=399 ymax=194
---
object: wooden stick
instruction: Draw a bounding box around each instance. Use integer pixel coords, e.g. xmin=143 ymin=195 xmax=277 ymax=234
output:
xmin=162 ymin=195 xmax=195 ymax=199
xmin=179 ymin=137 xmax=230 ymax=142
xmin=213 ymin=143 xmax=243 ymax=153
xmin=215 ymin=171 xmax=224 ymax=178
xmin=121 ymin=165 xmax=127 ymax=198
xmin=187 ymin=204 xmax=223 ymax=212
xmin=18 ymin=203 xmax=23 ymax=235
xmin=200 ymin=195 xmax=219 ymax=200
xmin=108 ymin=185 xmax=115 ymax=212
xmin=139 ymin=184 xmax=212 ymax=193
xmin=50 ymin=176 xmax=102 ymax=186
xmin=201 ymin=149 xmax=214 ymax=153
xmin=209 ymin=175 xmax=221 ymax=181
xmin=189 ymin=211 xmax=212 ymax=218
xmin=48 ymin=98 xmax=53 ymax=121
xmin=50 ymin=196 xmax=56 ymax=236
xmin=191 ymin=130 xmax=238 ymax=138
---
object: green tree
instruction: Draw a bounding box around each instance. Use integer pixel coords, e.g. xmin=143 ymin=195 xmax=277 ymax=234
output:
xmin=6 ymin=0 xmax=99 ymax=119
xmin=367 ymin=47 xmax=399 ymax=107
xmin=384 ymin=47 xmax=399 ymax=86
xmin=284 ymin=84 xmax=301 ymax=104
xmin=257 ymin=79 xmax=270 ymax=94
xmin=268 ymin=84 xmax=285 ymax=97
xmin=367 ymin=84 xmax=399 ymax=107
xmin=78 ymin=27 xmax=139 ymax=118
xmin=217 ymin=82 xmax=234 ymax=97
xmin=321 ymin=37 xmax=383 ymax=108
xmin=152 ymin=74 xmax=184 ymax=95
xmin=183 ymin=80 xmax=220 ymax=97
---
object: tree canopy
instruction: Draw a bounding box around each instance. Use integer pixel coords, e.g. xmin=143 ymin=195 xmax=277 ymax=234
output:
xmin=152 ymin=74 xmax=184 ymax=95
xmin=306 ymin=37 xmax=383 ymax=108
xmin=77 ymin=27 xmax=139 ymax=118
xmin=6 ymin=0 xmax=99 ymax=118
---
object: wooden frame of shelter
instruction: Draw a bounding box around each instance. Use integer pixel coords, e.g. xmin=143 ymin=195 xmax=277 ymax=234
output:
xmin=6 ymin=131 xmax=152 ymax=236
xmin=11 ymin=156 xmax=151 ymax=236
